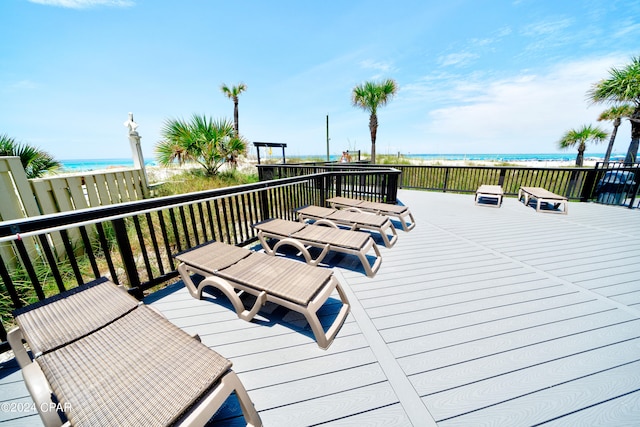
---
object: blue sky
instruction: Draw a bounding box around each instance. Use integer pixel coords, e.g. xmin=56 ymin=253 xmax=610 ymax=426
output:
xmin=1 ymin=0 xmax=639 ymax=161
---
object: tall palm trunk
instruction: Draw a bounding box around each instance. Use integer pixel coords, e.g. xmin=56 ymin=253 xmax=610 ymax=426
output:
xmin=603 ymin=117 xmax=621 ymax=164
xmin=369 ymin=113 xmax=378 ymax=163
xmin=233 ymin=99 xmax=239 ymax=136
xmin=576 ymin=147 xmax=585 ymax=166
xmin=624 ymin=110 xmax=640 ymax=165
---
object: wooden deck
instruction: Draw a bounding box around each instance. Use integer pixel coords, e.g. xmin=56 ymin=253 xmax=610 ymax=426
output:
xmin=2 ymin=189 xmax=639 ymax=426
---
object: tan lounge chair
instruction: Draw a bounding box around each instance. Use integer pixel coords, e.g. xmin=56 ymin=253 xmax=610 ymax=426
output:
xmin=297 ymin=205 xmax=398 ymax=248
xmin=252 ymin=218 xmax=382 ymax=277
xmin=175 ymin=241 xmax=350 ymax=349
xmin=326 ymin=196 xmax=416 ymax=231
xmin=8 ymin=278 xmax=262 ymax=427
xmin=475 ymin=185 xmax=504 ymax=207
xmin=518 ymin=186 xmax=568 ymax=214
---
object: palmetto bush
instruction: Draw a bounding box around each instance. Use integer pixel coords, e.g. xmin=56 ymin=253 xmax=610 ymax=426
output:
xmin=155 ymin=115 xmax=247 ymax=176
xmin=0 ymin=134 xmax=61 ymax=178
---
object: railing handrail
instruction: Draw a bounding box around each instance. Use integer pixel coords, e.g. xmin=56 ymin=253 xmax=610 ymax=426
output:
xmin=0 ymin=169 xmax=400 ymax=239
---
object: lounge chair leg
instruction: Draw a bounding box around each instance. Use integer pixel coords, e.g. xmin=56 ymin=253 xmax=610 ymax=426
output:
xmin=359 ymin=238 xmax=382 ymax=277
xmin=400 ymin=212 xmax=416 ymax=231
xmin=179 ymin=370 xmax=262 ymax=427
xmin=303 ymin=277 xmax=350 ymax=349
xmin=226 ymin=372 xmax=263 ymax=427
xmin=178 ymin=262 xmax=203 ymax=299
xmin=199 ymin=276 xmax=266 ymax=322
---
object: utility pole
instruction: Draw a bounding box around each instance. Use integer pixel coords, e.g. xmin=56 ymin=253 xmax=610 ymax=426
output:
xmin=326 ymin=114 xmax=330 ymax=162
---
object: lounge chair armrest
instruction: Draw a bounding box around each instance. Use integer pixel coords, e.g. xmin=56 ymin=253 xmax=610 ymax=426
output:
xmin=8 ymin=327 xmax=32 ymax=369
xmin=312 ymin=219 xmax=339 ymax=228
xmin=272 ymin=238 xmax=330 ymax=267
xmin=199 ymin=277 xmax=267 ymax=322
xmin=22 ymin=362 xmax=64 ymax=427
xmin=344 ymin=207 xmax=364 ymax=213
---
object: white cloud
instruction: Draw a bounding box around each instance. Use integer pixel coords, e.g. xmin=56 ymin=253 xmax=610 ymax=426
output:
xmin=613 ymin=20 xmax=640 ymax=38
xmin=27 ymin=0 xmax=134 ymax=8
xmin=438 ymin=52 xmax=479 ymax=67
xmin=415 ymin=56 xmax=629 ymax=153
xmin=359 ymin=59 xmax=396 ymax=73
xmin=522 ymin=18 xmax=573 ymax=37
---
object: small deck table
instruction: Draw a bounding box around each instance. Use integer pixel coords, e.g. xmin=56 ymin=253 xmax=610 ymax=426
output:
xmin=518 ymin=186 xmax=568 ymax=214
xmin=475 ymin=185 xmax=504 ymax=207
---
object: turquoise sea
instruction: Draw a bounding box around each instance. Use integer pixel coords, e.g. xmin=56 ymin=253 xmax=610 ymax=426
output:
xmin=59 ymin=158 xmax=157 ymax=172
xmin=401 ymin=153 xmax=611 ymax=162
xmin=60 ymin=153 xmax=617 ymax=171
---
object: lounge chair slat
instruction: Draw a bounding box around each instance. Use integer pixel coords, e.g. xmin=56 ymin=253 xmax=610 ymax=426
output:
xmin=174 ymin=241 xmax=251 ymax=272
xmin=217 ymin=252 xmax=332 ymax=306
xmin=294 ymin=225 xmax=369 ymax=249
xmin=13 ymin=279 xmax=138 ymax=356
xmin=37 ymin=305 xmax=232 ymax=427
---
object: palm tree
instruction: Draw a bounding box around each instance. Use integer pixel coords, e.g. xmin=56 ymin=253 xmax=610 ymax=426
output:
xmin=558 ymin=125 xmax=608 ymax=166
xmin=587 ymin=56 xmax=640 ymax=164
xmin=352 ymin=79 xmax=398 ymax=163
xmin=220 ymin=82 xmax=247 ymax=136
xmin=154 ymin=115 xmax=247 ymax=176
xmin=0 ymin=134 xmax=60 ymax=178
xmin=597 ymin=104 xmax=635 ymax=164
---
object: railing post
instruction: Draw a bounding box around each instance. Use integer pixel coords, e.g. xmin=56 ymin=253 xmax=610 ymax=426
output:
xmin=566 ymin=169 xmax=580 ymax=199
xmin=318 ymin=175 xmax=327 ymax=205
xmin=112 ymin=218 xmax=143 ymax=299
xmin=443 ymin=167 xmax=450 ymax=192
xmin=580 ymin=165 xmax=600 ymax=201
xmin=627 ymin=165 xmax=640 ymax=209
xmin=259 ymin=188 xmax=270 ymax=221
xmin=498 ymin=168 xmax=506 ymax=186
xmin=386 ymin=172 xmax=399 ymax=203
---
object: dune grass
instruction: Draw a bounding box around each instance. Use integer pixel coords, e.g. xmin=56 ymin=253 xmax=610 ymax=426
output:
xmin=153 ymin=168 xmax=259 ymax=197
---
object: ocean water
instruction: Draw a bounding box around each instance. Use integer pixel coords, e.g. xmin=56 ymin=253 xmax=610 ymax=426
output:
xmin=59 ymin=158 xmax=157 ymax=172
xmin=60 ymin=153 xmax=616 ymax=171
xmin=299 ymin=153 xmax=613 ymax=163
xmin=402 ymin=153 xmax=609 ymax=162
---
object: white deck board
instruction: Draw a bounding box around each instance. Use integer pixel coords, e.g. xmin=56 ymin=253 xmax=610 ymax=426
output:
xmin=2 ymin=189 xmax=639 ymax=426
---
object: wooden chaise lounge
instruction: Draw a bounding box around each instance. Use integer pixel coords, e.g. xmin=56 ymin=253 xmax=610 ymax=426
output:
xmin=252 ymin=218 xmax=382 ymax=277
xmin=475 ymin=185 xmax=504 ymax=207
xmin=8 ymin=277 xmax=262 ymax=427
xmin=175 ymin=241 xmax=350 ymax=349
xmin=297 ymin=205 xmax=398 ymax=248
xmin=518 ymin=186 xmax=568 ymax=214
xmin=326 ymin=196 xmax=416 ymax=231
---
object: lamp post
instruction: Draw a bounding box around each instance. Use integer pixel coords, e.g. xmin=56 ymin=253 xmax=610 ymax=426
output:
xmin=124 ymin=112 xmax=149 ymax=197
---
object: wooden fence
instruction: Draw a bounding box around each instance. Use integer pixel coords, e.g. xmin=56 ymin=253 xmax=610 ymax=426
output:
xmin=0 ymin=157 xmax=149 ymax=266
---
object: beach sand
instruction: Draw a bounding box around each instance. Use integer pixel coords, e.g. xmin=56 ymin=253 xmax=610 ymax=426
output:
xmin=49 ymin=156 xmax=597 ymax=183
